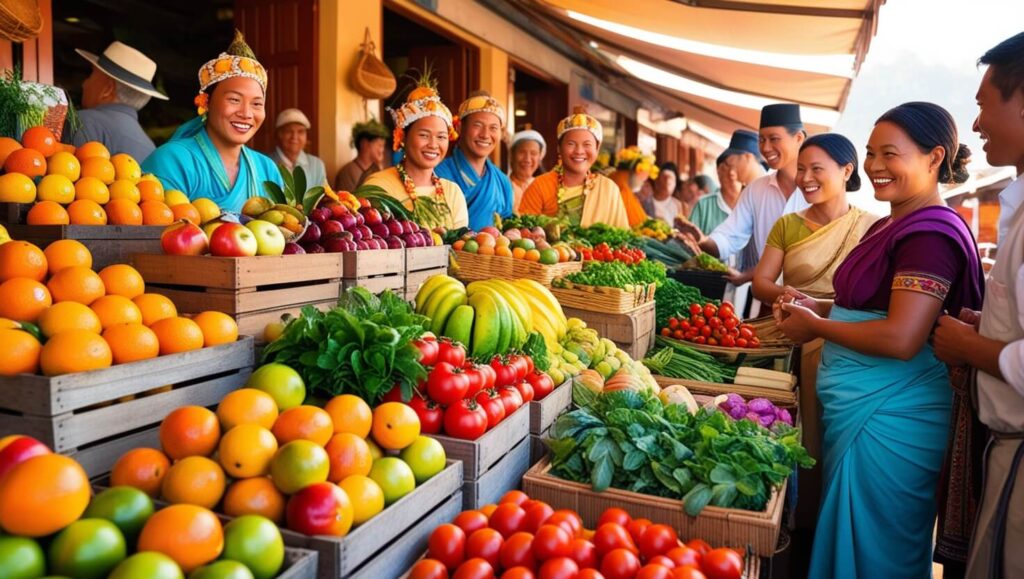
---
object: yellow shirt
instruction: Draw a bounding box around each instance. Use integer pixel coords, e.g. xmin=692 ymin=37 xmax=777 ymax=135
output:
xmin=362 ymin=167 xmax=469 ymax=230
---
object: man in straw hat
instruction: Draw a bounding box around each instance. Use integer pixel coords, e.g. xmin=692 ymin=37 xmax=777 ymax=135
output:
xmin=69 ymin=41 xmax=168 ymax=162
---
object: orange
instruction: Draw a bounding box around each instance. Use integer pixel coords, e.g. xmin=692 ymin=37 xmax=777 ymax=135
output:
xmin=0 ymin=278 xmax=52 ymax=322
xmin=150 ymin=316 xmax=204 ymax=355
xmin=80 ymin=156 xmax=116 ymax=184
xmin=325 ymin=432 xmax=373 ymax=482
xmin=495 ymin=246 xmax=512 ymax=257
xmin=556 ymin=246 xmax=571 ymax=262
xmin=36 ymin=173 xmax=76 ymax=203
xmin=98 ymin=263 xmax=146 ymax=298
xmin=3 ymin=147 xmax=46 ymax=178
xmin=371 ymin=402 xmax=421 ymax=450
xmin=20 ymin=126 xmax=60 ymax=157
xmin=160 ymin=405 xmax=221 ymax=460
xmin=160 ymin=456 xmax=226 ymax=509
xmin=271 ymin=405 xmax=334 ymax=446
xmin=26 ymin=200 xmax=69 ymax=225
xmin=102 ymin=322 xmax=160 ymax=364
xmin=105 ymin=198 xmax=143 ymax=225
xmin=110 ymin=447 xmax=172 ymax=498
xmin=223 ymin=477 xmax=285 ymax=524
xmin=0 ymin=240 xmax=48 ymax=282
xmin=475 ymin=232 xmax=496 ymax=248
xmin=338 ymin=475 xmax=385 ymax=525
xmin=39 ymin=329 xmax=112 ymax=375
xmin=216 ymin=388 xmax=280 ymax=431
xmin=133 ymin=293 xmax=177 ymax=326
xmin=218 ymin=423 xmax=278 ymax=478
xmin=0 ymin=328 xmax=41 ymax=375
xmin=110 ymin=153 xmax=142 ymax=182
xmin=164 ymin=190 xmax=190 ymax=207
xmin=477 ymin=245 xmax=495 ymax=256
xmin=74 ymin=175 xmax=110 ymax=203
xmin=38 ymin=301 xmax=102 ymax=337
xmin=140 ymin=200 xmax=174 ymax=225
xmin=67 ymin=199 xmax=108 ymax=225
xmin=171 ymin=203 xmax=202 ymax=225
xmin=75 ymin=141 xmax=110 ymax=162
xmin=323 ymin=394 xmax=373 ymax=438
xmin=0 ymin=172 xmax=36 ymax=203
xmin=91 ymin=294 xmax=143 ymax=328
xmin=0 ymin=454 xmax=90 ymax=537
xmin=0 ymin=136 xmax=22 ymax=166
xmin=44 ymin=239 xmax=92 ymax=274
xmin=109 ymin=179 xmax=141 ymax=203
xmin=47 ymin=265 xmax=105 ymax=305
xmin=511 ymin=247 xmax=526 ymax=259
xmin=137 ymin=504 xmax=224 ymax=573
xmin=46 ymin=151 xmax=81 ymax=181
xmin=137 ymin=178 xmax=165 ymax=202
xmin=496 ymin=236 xmax=511 ymax=248
xmin=524 ymin=249 xmax=541 ymax=262
xmin=191 ymin=310 xmax=238 ymax=347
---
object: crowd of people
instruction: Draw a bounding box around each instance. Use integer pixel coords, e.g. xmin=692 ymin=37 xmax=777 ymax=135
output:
xmin=58 ymin=27 xmax=1024 ymax=579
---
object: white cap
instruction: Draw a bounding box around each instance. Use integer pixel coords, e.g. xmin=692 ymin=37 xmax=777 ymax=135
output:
xmin=276 ymin=108 xmax=310 ymax=129
xmin=511 ymin=129 xmax=547 ymax=157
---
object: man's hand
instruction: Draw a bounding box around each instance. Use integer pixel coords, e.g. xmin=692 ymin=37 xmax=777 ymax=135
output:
xmin=674 ymin=217 xmax=703 ymax=241
xmin=933 ymin=314 xmax=978 ymax=366
xmin=958 ymin=307 xmax=982 ymax=329
xmin=724 ymin=267 xmax=752 ymax=286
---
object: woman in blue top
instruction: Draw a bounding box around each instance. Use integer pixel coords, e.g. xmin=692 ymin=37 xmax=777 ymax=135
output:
xmin=142 ymin=30 xmax=283 ymax=213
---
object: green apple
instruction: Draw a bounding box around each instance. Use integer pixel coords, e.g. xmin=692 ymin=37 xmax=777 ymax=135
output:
xmin=245 ymin=221 xmax=286 ymax=256
xmin=245 ymin=363 xmax=305 ymax=410
xmin=399 ymin=436 xmax=446 ymax=484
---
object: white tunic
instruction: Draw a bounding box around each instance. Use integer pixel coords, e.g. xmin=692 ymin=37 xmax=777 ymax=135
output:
xmin=707 ymin=171 xmax=810 ymax=260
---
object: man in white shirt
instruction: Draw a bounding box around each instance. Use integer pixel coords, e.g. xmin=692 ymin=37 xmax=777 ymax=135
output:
xmin=933 ymin=31 xmax=1024 ymax=579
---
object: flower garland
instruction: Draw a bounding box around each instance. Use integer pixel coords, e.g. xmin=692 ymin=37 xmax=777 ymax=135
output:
xmin=554 ymin=162 xmax=598 ymax=205
xmin=396 ymin=161 xmax=452 ymax=229
xmin=396 ymin=161 xmax=444 ymax=202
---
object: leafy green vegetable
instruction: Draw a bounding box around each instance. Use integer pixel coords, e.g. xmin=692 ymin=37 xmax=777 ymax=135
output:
xmin=655 ymin=279 xmax=715 ymax=328
xmin=568 ymin=223 xmax=642 ymax=248
xmin=522 ymin=331 xmax=550 ymax=371
xmin=555 ymin=260 xmax=666 ymax=290
xmin=643 ymin=342 xmax=737 ymax=383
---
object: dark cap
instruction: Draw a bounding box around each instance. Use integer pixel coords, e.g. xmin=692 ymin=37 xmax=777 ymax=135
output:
xmin=717 ymin=129 xmax=763 ymax=166
xmin=760 ymin=103 xmax=803 ymax=129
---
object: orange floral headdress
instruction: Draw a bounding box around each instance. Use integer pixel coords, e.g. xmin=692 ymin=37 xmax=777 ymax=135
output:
xmin=387 ymin=69 xmax=457 ymax=151
xmin=194 ymin=30 xmax=267 ymax=115
xmin=557 ymin=105 xmax=603 ymax=143
xmin=454 ymin=91 xmax=505 ymax=132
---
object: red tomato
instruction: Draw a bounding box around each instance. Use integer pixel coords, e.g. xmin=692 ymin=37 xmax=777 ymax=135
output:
xmin=428 ymin=362 xmax=471 ymax=405
xmin=514 ymin=381 xmax=535 ymax=404
xmin=498 ymin=386 xmax=524 ymax=416
xmin=409 ymin=558 xmax=450 ymax=579
xmin=532 ymin=524 xmax=572 ymax=561
xmin=463 ymin=364 xmax=485 ymax=398
xmin=672 ymin=566 xmax=707 ymax=579
xmin=409 ymin=396 xmax=444 ymax=434
xmin=593 ymin=523 xmax=638 ymax=558
xmin=490 ymin=356 xmax=518 ymax=387
xmin=508 ymin=354 xmax=530 ymax=382
xmin=437 ymin=338 xmax=467 ymax=367
xmin=539 ymin=557 xmax=579 ymax=579
xmin=522 ymin=355 xmax=535 ymax=375
xmin=500 ymin=532 xmax=537 ymax=570
xmin=502 ymin=568 xmax=536 ymax=579
xmin=429 ymin=524 xmax=467 ymax=570
xmin=546 ymin=511 xmax=583 ymax=538
xmin=600 ymin=548 xmax=641 ymax=579
xmin=737 ymin=327 xmax=753 ymax=341
xmin=382 ymin=384 xmax=404 ymax=403
xmin=627 ymin=519 xmax=652 ymax=545
xmin=466 ymin=528 xmax=504 ymax=568
xmin=639 ymin=524 xmax=679 ymax=561
xmin=689 ymin=304 xmax=703 ymax=316
xmin=598 ymin=508 xmax=632 ymax=528
xmin=578 ymin=570 xmax=606 ymax=579
xmin=569 ymin=538 xmax=598 ymax=569
xmin=453 ymin=510 xmax=490 ymax=537
xmin=648 ymin=556 xmax=676 ymax=569
xmin=500 ymin=490 xmax=530 ymax=506
xmin=523 ymin=502 xmax=555 ymax=533
xmin=665 ymin=547 xmax=701 ymax=568
xmin=636 ymin=564 xmax=674 ymax=579
xmin=703 ymin=304 xmax=718 ymax=319
xmin=475 ymin=389 xmax=507 ymax=429
xmin=489 ymin=503 xmax=528 ymax=539
xmin=700 ymin=549 xmax=742 ymax=579
xmin=444 ymin=399 xmax=489 ymax=440
xmin=477 ymin=363 xmax=497 ymax=392
xmin=453 ymin=558 xmax=495 ymax=579
xmin=413 ymin=338 xmax=440 ymax=367
xmin=685 ymin=540 xmax=711 ymax=557
xmin=692 ymin=336 xmax=707 ymax=345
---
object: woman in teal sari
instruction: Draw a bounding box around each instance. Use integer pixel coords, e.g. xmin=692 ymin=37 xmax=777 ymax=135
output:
xmin=777 ymin=102 xmax=985 ymax=578
xmin=142 ymin=31 xmax=282 ymax=212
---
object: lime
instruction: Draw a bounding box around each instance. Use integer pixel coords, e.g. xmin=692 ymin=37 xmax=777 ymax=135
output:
xmin=245 ymin=363 xmax=305 ymax=410
xmin=538 ymin=248 xmax=559 ymax=265
xmin=189 ymin=560 xmax=254 ymax=579
xmin=398 ymin=436 xmax=446 ymax=484
xmin=368 ymin=457 xmax=415 ymax=505
xmin=84 ymin=486 xmax=154 ymax=543
xmin=0 ymin=535 xmax=45 ymax=579
xmin=108 ymin=552 xmax=184 ymax=579
xmin=48 ymin=518 xmax=127 ymax=579
xmin=222 ymin=516 xmax=284 ymax=579
xmin=462 ymin=240 xmax=479 ymax=253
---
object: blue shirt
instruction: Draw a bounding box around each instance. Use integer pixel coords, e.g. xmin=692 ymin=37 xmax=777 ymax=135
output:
xmin=435 ymin=148 xmax=513 ymax=230
xmin=67 ymin=103 xmax=156 ymax=163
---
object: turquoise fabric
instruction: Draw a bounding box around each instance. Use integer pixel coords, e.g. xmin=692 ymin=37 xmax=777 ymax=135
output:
xmin=141 ymin=117 xmax=283 ymax=213
xmin=435 ymin=147 xmax=513 ymax=230
xmin=810 ymin=306 xmax=952 ymax=578
xmin=690 ymin=192 xmax=730 ymax=236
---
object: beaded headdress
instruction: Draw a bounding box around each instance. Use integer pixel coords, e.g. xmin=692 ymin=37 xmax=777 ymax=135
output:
xmin=387 ymin=69 xmax=457 ymax=151
xmin=456 ymin=92 xmax=506 ymax=130
xmin=557 ymin=106 xmax=602 ymax=143
xmin=194 ymin=30 xmax=267 ymax=115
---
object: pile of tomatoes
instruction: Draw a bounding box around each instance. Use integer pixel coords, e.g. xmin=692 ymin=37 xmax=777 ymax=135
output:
xmin=660 ymin=302 xmax=760 ymax=349
xmin=578 ymin=243 xmax=646 ymax=265
xmin=387 ymin=337 xmax=555 ymax=440
xmin=409 ymin=490 xmax=745 ymax=579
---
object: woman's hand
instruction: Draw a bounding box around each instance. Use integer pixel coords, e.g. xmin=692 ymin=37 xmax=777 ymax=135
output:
xmin=777 ymin=301 xmax=821 ymax=343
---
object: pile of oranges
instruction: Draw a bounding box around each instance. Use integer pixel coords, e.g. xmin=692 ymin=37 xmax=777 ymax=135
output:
xmin=0 ymin=237 xmax=239 ymax=376
xmin=110 ymin=377 xmax=446 ymax=539
xmin=0 ymin=126 xmax=218 ymax=227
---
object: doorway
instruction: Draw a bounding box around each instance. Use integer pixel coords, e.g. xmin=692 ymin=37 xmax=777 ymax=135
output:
xmin=510 ymin=64 xmax=567 ymax=173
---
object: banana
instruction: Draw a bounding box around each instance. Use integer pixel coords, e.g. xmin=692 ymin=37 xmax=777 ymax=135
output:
xmin=443 ymin=304 xmax=475 ymax=347
xmin=512 ymin=279 xmax=567 ymax=329
xmin=489 ymin=291 xmax=513 ymax=354
xmin=273 ymin=203 xmax=306 ymax=222
xmin=468 ymin=291 xmax=501 ymax=359
xmin=415 ymin=275 xmax=463 ymax=313
xmin=429 ymin=290 xmax=469 ymax=335
xmin=476 ymin=280 xmax=533 ymax=335
xmin=423 ymin=282 xmax=465 ymax=325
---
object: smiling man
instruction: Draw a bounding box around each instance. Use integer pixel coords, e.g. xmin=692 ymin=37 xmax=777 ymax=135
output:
xmin=435 ymin=92 xmax=514 ymax=230
xmin=270 ymin=108 xmax=327 ymax=188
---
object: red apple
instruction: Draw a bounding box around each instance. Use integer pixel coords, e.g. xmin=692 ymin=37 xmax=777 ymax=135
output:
xmin=286 ymin=482 xmax=353 ymax=536
xmin=329 ymin=204 xmax=350 ymax=220
xmin=161 ymin=220 xmax=208 ymax=255
xmin=321 ymin=220 xmax=344 ymax=238
xmin=210 ymin=222 xmax=259 ymax=257
xmin=0 ymin=436 xmax=51 ymax=481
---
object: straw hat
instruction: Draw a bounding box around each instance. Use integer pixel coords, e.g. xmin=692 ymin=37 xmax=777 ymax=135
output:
xmin=75 ymin=41 xmax=168 ymax=100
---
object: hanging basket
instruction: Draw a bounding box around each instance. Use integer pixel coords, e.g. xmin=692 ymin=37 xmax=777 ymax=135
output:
xmin=349 ymin=28 xmax=396 ymax=100
xmin=0 ymin=0 xmax=43 ymax=43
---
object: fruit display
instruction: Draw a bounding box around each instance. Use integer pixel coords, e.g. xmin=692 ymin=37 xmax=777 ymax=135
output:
xmin=0 ymin=435 xmax=290 ymax=578
xmin=577 ymin=242 xmax=646 ymax=264
xmin=0 ymin=126 xmax=185 ymax=226
xmin=409 ymin=491 xmax=750 ymax=579
xmin=659 ymin=302 xmax=760 ymax=348
xmin=453 ymin=226 xmax=578 ymax=264
xmin=634 ymin=218 xmax=672 ymax=241
xmin=654 ymin=279 xmax=715 ymax=330
xmin=0 ymin=238 xmax=237 ymax=376
xmin=299 ymin=194 xmax=437 ymax=254
xmin=550 ymin=317 xmax=659 ymax=390
xmin=554 ymin=260 xmax=666 ymax=291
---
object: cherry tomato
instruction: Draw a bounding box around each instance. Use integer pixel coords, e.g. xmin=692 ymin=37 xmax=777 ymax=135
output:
xmin=408 ymin=395 xmax=444 ymax=434
xmin=707 ymin=337 xmax=719 ymax=346
xmin=692 ymin=336 xmax=707 ymax=345
xmin=489 ymin=503 xmax=528 ymax=539
xmin=720 ymin=336 xmax=736 ymax=348
xmin=444 ymin=399 xmax=489 ymax=440
xmin=717 ymin=304 xmax=734 ymax=320
xmin=502 ymin=568 xmax=535 ymax=579
xmin=546 ymin=511 xmax=583 ymax=538
xmin=648 ymin=556 xmax=677 ymax=569
xmin=500 ymin=532 xmax=537 ymax=570
xmin=665 ymin=547 xmax=701 ymax=568
xmin=476 ymin=389 xmax=507 ymax=429
xmin=577 ymin=570 xmax=606 ymax=579
xmin=453 ymin=510 xmax=490 ymax=537
xmin=452 ymin=558 xmax=495 ymax=579
xmin=689 ymin=304 xmax=702 ymax=316
xmin=569 ymin=538 xmax=598 ymax=569
xmin=514 ymin=381 xmax=535 ymax=404
xmin=600 ymin=548 xmax=641 ymax=579
xmin=673 ymin=329 xmax=686 ymax=340
xmin=490 ymin=356 xmax=518 ymax=388
xmin=429 ymin=524 xmax=467 ymax=570
xmin=523 ymin=502 xmax=555 ymax=533
xmin=500 ymin=490 xmax=529 ymax=505
xmin=700 ymin=326 xmax=713 ymax=338
xmin=680 ymin=320 xmax=691 ymax=331
xmin=685 ymin=540 xmax=712 ymax=556
xmin=707 ymin=316 xmax=722 ymax=330
xmin=466 ymin=528 xmax=504 ymax=568
xmin=703 ymin=304 xmax=718 ymax=319
xmin=637 ymin=564 xmax=674 ymax=579
xmin=639 ymin=524 xmax=679 ymax=561
xmin=738 ymin=327 xmax=753 ymax=341
xmin=735 ymin=338 xmax=748 ymax=348
xmin=593 ymin=523 xmax=638 ymax=559
xmin=668 ymin=318 xmax=679 ymax=329
xmin=661 ymin=328 xmax=672 ymax=337
xmin=749 ymin=337 xmax=761 ymax=348
xmin=539 ymin=557 xmax=579 ymax=579
xmin=672 ymin=566 xmax=707 ymax=579
xmin=699 ymin=548 xmax=742 ymax=579
xmin=413 ymin=337 xmax=440 ymax=367
xmin=532 ymin=524 xmax=572 ymax=561
xmin=437 ymin=338 xmax=467 ymax=367
xmin=597 ymin=507 xmax=632 ymax=528
xmin=428 ymin=362 xmax=470 ymax=406
xmin=525 ymin=370 xmax=555 ymax=399
xmin=409 ymin=558 xmax=450 ymax=579
xmin=627 ymin=518 xmax=652 ymax=544
xmin=693 ymin=317 xmax=706 ymax=329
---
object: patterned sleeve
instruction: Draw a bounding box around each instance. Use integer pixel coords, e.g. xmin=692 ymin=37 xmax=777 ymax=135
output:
xmin=891 ymin=231 xmax=966 ymax=302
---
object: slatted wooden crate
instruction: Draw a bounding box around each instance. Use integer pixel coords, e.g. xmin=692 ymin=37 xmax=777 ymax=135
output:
xmin=529 ymin=378 xmax=573 ymax=435
xmin=530 ymin=427 xmax=549 ymax=464
xmin=278 ymin=547 xmax=320 ymax=579
xmin=462 ymin=436 xmax=532 ymax=510
xmin=341 ymin=249 xmax=405 ymax=295
xmin=652 ymin=375 xmax=799 ymax=408
xmin=562 ymin=301 xmax=656 ymax=360
xmin=6 ymin=223 xmax=163 ymax=270
xmin=404 ymin=267 xmax=447 ymax=302
xmin=429 ymin=402 xmax=530 ymax=480
xmin=0 ymin=338 xmax=254 ymax=474
xmin=405 ymin=245 xmax=449 ymax=272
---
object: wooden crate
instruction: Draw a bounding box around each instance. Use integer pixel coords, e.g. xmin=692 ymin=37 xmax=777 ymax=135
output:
xmin=406 ymin=245 xmax=450 ymax=271
xmin=342 ymin=275 xmax=405 ymax=295
xmin=653 ymin=375 xmax=799 ymax=408
xmin=549 ymin=282 xmax=656 ymax=314
xmin=7 ymin=224 xmax=163 ymax=270
xmin=0 ymin=338 xmax=254 ymax=454
xmin=235 ymin=299 xmax=339 ymax=344
xmin=75 ymin=425 xmax=159 ymax=479
xmin=562 ymin=301 xmax=656 ymax=360
xmin=451 ymin=250 xmax=583 ymax=286
xmin=530 ymin=428 xmax=549 ymax=464
xmin=279 ymin=547 xmax=320 ymax=579
xmin=0 ymin=202 xmax=29 ymax=224
xmin=529 ymin=378 xmax=573 ymax=435
xmin=404 ymin=266 xmax=447 ymax=302
xmin=430 ymin=403 xmax=529 ymax=480
xmin=341 ymin=248 xmax=405 ymax=277
xmin=463 ymin=436 xmax=532 ymax=509
xmin=522 ymin=458 xmax=786 ymax=556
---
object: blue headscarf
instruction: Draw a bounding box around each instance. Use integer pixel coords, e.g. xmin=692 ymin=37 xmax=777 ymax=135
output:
xmin=435 ymin=147 xmax=514 ymax=230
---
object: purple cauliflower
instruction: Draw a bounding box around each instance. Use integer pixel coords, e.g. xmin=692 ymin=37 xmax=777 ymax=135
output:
xmin=775 ymin=407 xmax=793 ymax=426
xmin=729 ymin=403 xmax=749 ymax=420
xmin=748 ymin=398 xmax=775 ymax=415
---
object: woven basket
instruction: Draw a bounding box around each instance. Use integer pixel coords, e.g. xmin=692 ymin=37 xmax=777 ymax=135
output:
xmin=0 ymin=0 xmax=42 ymax=42
xmin=450 ymin=250 xmax=582 ymax=286
xmin=349 ymin=28 xmax=396 ymax=100
xmin=549 ymin=281 xmax=656 ymax=314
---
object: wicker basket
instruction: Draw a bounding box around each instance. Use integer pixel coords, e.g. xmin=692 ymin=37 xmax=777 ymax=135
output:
xmin=746 ymin=315 xmax=794 ymax=348
xmin=652 ymin=375 xmax=799 ymax=408
xmin=0 ymin=0 xmax=42 ymax=42
xmin=450 ymin=250 xmax=582 ymax=286
xmin=549 ymin=281 xmax=656 ymax=314
xmin=349 ymin=28 xmax=396 ymax=100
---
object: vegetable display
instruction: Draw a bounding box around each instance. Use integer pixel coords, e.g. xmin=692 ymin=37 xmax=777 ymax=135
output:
xmin=660 ymin=302 xmax=760 ymax=348
xmin=718 ymin=393 xmax=793 ymax=428
xmin=548 ymin=387 xmax=813 ymax=516
xmin=654 ymin=279 xmax=714 ymax=329
xmin=642 ymin=343 xmax=738 ymax=384
xmin=578 ymin=242 xmax=647 ymax=264
xmin=568 ymin=223 xmax=642 ymax=249
xmin=634 ymin=218 xmax=673 ymax=241
xmin=554 ymin=260 xmax=667 ymax=290
xmin=640 ymin=237 xmax=695 ymax=269
xmin=683 ymin=253 xmax=729 ymax=273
